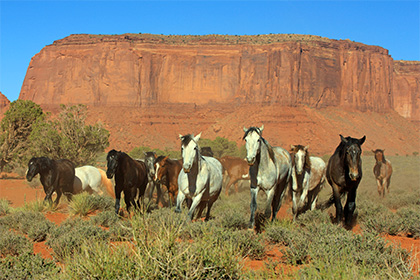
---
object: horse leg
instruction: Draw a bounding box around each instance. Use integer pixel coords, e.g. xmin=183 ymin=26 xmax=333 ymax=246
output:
xmin=187 ymin=193 xmax=204 ymax=221
xmin=44 ymin=186 xmax=55 ymax=205
xmin=385 ymin=177 xmax=391 ymax=194
xmin=331 ymin=183 xmax=343 ymax=223
xmin=114 ymin=186 xmax=123 ymax=215
xmin=225 ymin=176 xmax=238 ymax=196
xmin=53 ymin=189 xmax=62 ymax=206
xmin=195 ymin=201 xmax=206 ymax=220
xmin=291 ymin=170 xmax=299 ymax=219
xmin=272 ymin=177 xmax=289 ymax=221
xmin=249 ymin=186 xmax=260 ymax=228
xmin=344 ymin=187 xmax=357 ymax=228
xmin=298 ymin=176 xmax=310 ymax=210
xmin=155 ymin=183 xmax=163 ymax=206
xmin=376 ymin=179 xmax=383 ymax=197
xmin=175 ymin=191 xmax=186 ymax=213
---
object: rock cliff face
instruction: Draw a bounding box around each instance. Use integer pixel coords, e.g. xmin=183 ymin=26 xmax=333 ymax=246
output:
xmin=0 ymin=92 xmax=10 ymax=117
xmin=20 ymin=34 xmax=400 ymax=114
xmin=393 ymin=61 xmax=420 ymax=122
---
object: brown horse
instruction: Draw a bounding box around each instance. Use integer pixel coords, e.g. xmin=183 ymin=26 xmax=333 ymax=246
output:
xmin=321 ymin=135 xmax=366 ymax=228
xmin=219 ymin=156 xmax=250 ymax=196
xmin=372 ymin=149 xmax=393 ymax=197
xmin=106 ymin=149 xmax=149 ymax=214
xmin=154 ymin=155 xmax=182 ymax=206
xmin=26 ymin=157 xmax=76 ymax=205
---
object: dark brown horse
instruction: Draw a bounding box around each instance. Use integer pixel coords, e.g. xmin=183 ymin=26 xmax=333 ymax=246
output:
xmin=106 ymin=149 xmax=149 ymax=214
xmin=219 ymin=156 xmax=250 ymax=196
xmin=154 ymin=156 xmax=182 ymax=206
xmin=322 ymin=135 xmax=366 ymax=227
xmin=372 ymin=149 xmax=393 ymax=197
xmin=26 ymin=157 xmax=75 ymax=205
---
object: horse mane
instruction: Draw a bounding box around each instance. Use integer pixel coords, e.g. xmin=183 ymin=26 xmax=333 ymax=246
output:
xmin=261 ymin=137 xmax=276 ymax=164
xmin=290 ymin=145 xmax=311 ymax=170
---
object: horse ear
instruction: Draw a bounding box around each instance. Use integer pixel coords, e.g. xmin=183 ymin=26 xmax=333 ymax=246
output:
xmin=259 ymin=124 xmax=264 ymax=133
xmin=163 ymin=156 xmax=169 ymax=161
xmin=194 ymin=132 xmax=202 ymax=142
xmin=154 ymin=153 xmax=158 ymax=159
xmin=290 ymin=145 xmax=295 ymax=151
xmin=371 ymin=149 xmax=375 ymax=153
xmin=179 ymin=134 xmax=183 ymax=140
xmin=359 ymin=135 xmax=366 ymax=145
xmin=304 ymin=145 xmax=309 ymax=151
xmin=243 ymin=126 xmax=248 ymax=132
xmin=340 ymin=134 xmax=347 ymax=143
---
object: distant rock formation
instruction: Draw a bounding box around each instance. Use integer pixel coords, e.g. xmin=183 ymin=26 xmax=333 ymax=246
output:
xmin=0 ymin=92 xmax=10 ymax=117
xmin=19 ymin=34 xmax=418 ymax=121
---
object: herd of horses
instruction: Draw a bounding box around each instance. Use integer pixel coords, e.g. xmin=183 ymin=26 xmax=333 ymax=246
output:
xmin=25 ymin=125 xmax=393 ymax=229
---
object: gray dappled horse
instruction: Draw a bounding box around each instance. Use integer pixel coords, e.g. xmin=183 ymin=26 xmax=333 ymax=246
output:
xmin=243 ymin=125 xmax=292 ymax=228
xmin=175 ymin=133 xmax=223 ymax=221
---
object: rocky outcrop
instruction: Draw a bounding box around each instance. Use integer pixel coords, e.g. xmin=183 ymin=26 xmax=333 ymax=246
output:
xmin=20 ymin=34 xmax=398 ymax=114
xmin=0 ymin=92 xmax=10 ymax=117
xmin=393 ymin=61 xmax=420 ymax=122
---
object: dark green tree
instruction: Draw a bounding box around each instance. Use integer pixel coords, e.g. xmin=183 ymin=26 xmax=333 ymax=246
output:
xmin=0 ymin=100 xmax=45 ymax=171
xmin=29 ymin=104 xmax=109 ymax=167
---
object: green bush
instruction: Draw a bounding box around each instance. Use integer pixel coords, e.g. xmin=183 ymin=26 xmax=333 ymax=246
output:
xmin=0 ymin=199 xmax=11 ymax=216
xmin=90 ymin=210 xmax=120 ymax=228
xmin=0 ymin=253 xmax=60 ymax=280
xmin=46 ymin=217 xmax=110 ymax=261
xmin=0 ymin=210 xmax=55 ymax=242
xmin=396 ymin=205 xmax=420 ymax=238
xmin=0 ymin=229 xmax=32 ymax=257
xmin=264 ymin=219 xmax=294 ymax=245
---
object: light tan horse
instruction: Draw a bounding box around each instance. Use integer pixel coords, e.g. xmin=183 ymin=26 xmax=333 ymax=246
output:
xmin=372 ymin=149 xmax=393 ymax=197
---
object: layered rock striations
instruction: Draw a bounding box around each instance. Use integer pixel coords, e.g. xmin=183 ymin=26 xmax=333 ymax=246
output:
xmin=20 ymin=34 xmax=404 ymax=114
xmin=0 ymin=92 xmax=10 ymax=117
xmin=393 ymin=60 xmax=420 ymax=122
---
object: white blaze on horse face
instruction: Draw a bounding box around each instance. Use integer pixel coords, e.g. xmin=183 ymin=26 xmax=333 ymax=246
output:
xmin=245 ymin=131 xmax=260 ymax=165
xmin=295 ymin=149 xmax=306 ymax=175
xmin=154 ymin=163 xmax=160 ymax=181
xmin=182 ymin=140 xmax=197 ymax=173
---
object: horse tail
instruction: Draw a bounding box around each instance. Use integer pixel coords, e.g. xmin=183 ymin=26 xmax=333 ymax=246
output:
xmin=98 ymin=168 xmax=115 ymax=198
xmin=317 ymin=195 xmax=335 ymax=210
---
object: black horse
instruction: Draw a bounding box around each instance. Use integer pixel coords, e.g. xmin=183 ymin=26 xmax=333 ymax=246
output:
xmin=321 ymin=135 xmax=366 ymax=227
xmin=106 ymin=149 xmax=149 ymax=214
xmin=26 ymin=157 xmax=76 ymax=205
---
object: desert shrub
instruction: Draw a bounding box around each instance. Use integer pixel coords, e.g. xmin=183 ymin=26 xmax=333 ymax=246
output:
xmin=281 ymin=222 xmax=413 ymax=278
xmin=108 ymin=218 xmax=133 ymax=242
xmin=264 ymin=219 xmax=294 ymax=245
xmin=357 ymin=201 xmax=402 ymax=235
xmin=295 ymin=209 xmax=331 ymax=226
xmin=214 ymin=207 xmax=249 ymax=230
xmin=0 ymin=199 xmax=11 ymax=216
xmin=61 ymin=241 xmax=140 ymax=279
xmin=47 ymin=217 xmax=110 ymax=261
xmin=0 ymin=210 xmax=55 ymax=242
xmin=22 ymin=198 xmax=58 ymax=213
xmin=0 ymin=253 xmax=60 ymax=280
xmin=396 ymin=205 xmax=420 ymax=238
xmin=68 ymin=193 xmax=115 ymax=217
xmin=0 ymin=229 xmax=32 ymax=257
xmin=90 ymin=210 xmax=120 ymax=228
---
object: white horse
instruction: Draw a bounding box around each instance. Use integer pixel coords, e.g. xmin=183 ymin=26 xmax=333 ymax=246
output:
xmin=290 ymin=145 xmax=326 ymax=220
xmin=73 ymin=165 xmax=114 ymax=196
xmin=243 ymin=125 xmax=292 ymax=228
xmin=175 ymin=133 xmax=223 ymax=221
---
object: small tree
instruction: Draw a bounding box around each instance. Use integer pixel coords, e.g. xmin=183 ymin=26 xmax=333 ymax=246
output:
xmin=0 ymin=100 xmax=45 ymax=171
xmin=198 ymin=137 xmax=244 ymax=158
xmin=29 ymin=104 xmax=109 ymax=167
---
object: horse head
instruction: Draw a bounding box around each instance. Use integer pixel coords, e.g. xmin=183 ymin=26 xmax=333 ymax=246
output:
xmin=291 ymin=145 xmax=310 ymax=175
xmin=372 ymin=149 xmax=386 ymax=163
xmin=179 ymin=133 xmax=201 ymax=173
xmin=154 ymin=155 xmax=169 ymax=183
xmin=243 ymin=125 xmax=264 ymax=166
xmin=340 ymin=135 xmax=366 ymax=181
xmin=106 ymin=149 xmax=120 ymax=179
xmin=26 ymin=157 xmax=50 ymax=182
xmin=144 ymin=151 xmax=157 ymax=178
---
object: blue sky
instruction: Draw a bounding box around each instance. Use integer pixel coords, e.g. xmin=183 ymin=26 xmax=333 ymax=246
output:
xmin=1 ymin=1 xmax=419 ymax=102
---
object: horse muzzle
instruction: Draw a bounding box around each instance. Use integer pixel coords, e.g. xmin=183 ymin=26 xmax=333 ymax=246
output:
xmin=349 ymin=171 xmax=359 ymax=181
xmin=246 ymin=157 xmax=256 ymax=166
xmin=183 ymin=168 xmax=191 ymax=173
xmin=106 ymin=171 xmax=114 ymax=179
